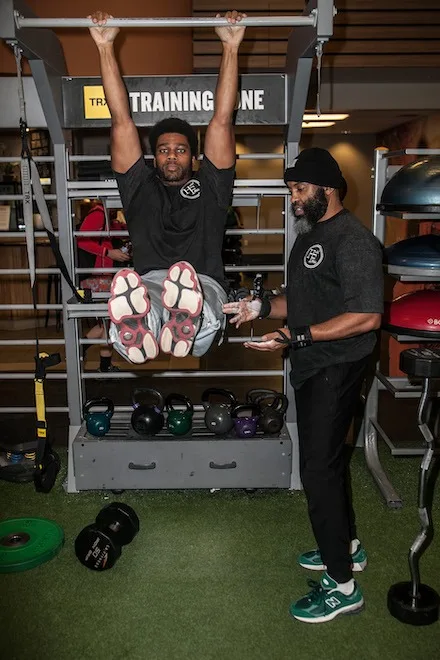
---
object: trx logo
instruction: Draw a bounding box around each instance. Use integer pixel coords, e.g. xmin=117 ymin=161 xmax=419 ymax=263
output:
xmin=180 ymin=179 xmax=201 ymax=200
xmin=83 ymin=86 xmax=111 ymax=119
xmin=325 ymin=596 xmax=341 ymax=609
xmin=304 ymin=244 xmax=324 ymax=269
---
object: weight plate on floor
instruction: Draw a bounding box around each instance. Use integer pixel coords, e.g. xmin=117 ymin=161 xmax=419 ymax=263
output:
xmin=0 ymin=517 xmax=64 ymax=573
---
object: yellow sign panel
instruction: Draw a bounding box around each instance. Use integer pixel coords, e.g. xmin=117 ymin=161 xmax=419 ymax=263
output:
xmin=83 ymin=85 xmax=111 ymax=119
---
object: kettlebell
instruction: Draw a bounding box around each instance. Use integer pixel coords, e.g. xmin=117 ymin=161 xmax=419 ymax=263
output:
xmin=83 ymin=398 xmax=114 ymax=437
xmin=131 ymin=388 xmax=165 ymax=436
xmin=231 ymin=404 xmax=260 ymax=438
xmin=248 ymin=390 xmax=288 ymax=435
xmin=165 ymin=393 xmax=193 ymax=436
xmin=201 ymin=388 xmax=237 ymax=435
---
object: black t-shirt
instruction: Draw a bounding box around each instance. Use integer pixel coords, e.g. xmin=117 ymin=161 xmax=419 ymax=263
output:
xmin=287 ymin=209 xmax=384 ymax=388
xmin=114 ymin=156 xmax=235 ymax=291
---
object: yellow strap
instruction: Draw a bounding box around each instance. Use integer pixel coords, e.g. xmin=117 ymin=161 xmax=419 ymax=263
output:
xmin=35 ymin=378 xmax=47 ymax=438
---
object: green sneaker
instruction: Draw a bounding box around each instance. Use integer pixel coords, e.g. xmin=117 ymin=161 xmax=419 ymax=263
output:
xmin=298 ymin=543 xmax=367 ymax=572
xmin=290 ymin=573 xmax=364 ymax=624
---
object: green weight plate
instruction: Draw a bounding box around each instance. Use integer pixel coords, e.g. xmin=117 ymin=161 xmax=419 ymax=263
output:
xmin=0 ymin=517 xmax=64 ymax=574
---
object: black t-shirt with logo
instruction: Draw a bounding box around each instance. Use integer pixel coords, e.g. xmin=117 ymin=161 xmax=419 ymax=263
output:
xmin=114 ymin=156 xmax=235 ymax=291
xmin=287 ymin=209 xmax=384 ymax=388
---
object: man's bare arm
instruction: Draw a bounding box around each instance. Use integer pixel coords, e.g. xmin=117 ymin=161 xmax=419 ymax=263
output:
xmin=89 ymin=12 xmax=142 ymax=173
xmin=204 ymin=11 xmax=246 ymax=169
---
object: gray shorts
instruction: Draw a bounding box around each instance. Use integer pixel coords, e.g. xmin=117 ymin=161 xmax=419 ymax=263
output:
xmin=109 ymin=269 xmax=227 ymax=360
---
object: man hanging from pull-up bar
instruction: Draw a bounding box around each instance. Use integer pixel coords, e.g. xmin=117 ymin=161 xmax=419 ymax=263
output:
xmin=89 ymin=10 xmax=246 ymax=364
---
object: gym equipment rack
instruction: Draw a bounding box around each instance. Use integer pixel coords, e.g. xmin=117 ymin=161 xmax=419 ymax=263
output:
xmin=0 ymin=0 xmax=336 ymax=492
xmin=364 ymin=147 xmax=440 ymax=508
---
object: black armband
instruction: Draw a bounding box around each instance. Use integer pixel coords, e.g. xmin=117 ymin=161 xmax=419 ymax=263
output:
xmin=258 ymin=297 xmax=272 ymax=319
xmin=291 ymin=326 xmax=313 ymax=350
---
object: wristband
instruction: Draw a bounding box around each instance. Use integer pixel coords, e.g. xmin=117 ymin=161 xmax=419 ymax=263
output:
xmin=291 ymin=326 xmax=313 ymax=350
xmin=258 ymin=297 xmax=272 ymax=319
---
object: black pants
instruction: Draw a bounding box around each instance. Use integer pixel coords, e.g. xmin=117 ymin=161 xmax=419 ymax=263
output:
xmin=295 ymin=357 xmax=369 ymax=584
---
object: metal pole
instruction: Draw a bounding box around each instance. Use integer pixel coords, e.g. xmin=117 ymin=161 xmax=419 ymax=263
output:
xmin=82 ymin=370 xmax=284 ymax=379
xmin=79 ymin=336 xmax=263 ymax=344
xmin=15 ymin=15 xmax=316 ymax=29
xmin=0 ymin=407 xmax=69 ymax=413
xmin=0 ymin=339 xmax=65 ymax=345
xmin=67 ymin=153 xmax=285 ymax=162
xmin=0 ymin=268 xmax=60 ymax=275
xmin=70 ymin=229 xmax=285 ymax=237
xmin=0 ymin=304 xmax=62 ymax=310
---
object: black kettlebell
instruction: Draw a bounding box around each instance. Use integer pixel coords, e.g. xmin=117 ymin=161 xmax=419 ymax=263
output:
xmin=131 ymin=388 xmax=164 ymax=436
xmin=83 ymin=398 xmax=114 ymax=437
xmin=202 ymin=388 xmax=237 ymax=435
xmin=247 ymin=389 xmax=288 ymax=435
xmin=165 ymin=393 xmax=193 ymax=436
xmin=231 ymin=404 xmax=260 ymax=438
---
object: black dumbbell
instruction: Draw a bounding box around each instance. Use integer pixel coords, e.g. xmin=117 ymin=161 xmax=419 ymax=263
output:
xmin=74 ymin=502 xmax=139 ymax=571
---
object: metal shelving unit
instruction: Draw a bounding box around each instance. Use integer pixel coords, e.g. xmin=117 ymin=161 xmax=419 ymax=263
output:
xmin=364 ymin=147 xmax=440 ymax=508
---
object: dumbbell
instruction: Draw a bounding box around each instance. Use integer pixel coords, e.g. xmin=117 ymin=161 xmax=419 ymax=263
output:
xmin=75 ymin=502 xmax=139 ymax=571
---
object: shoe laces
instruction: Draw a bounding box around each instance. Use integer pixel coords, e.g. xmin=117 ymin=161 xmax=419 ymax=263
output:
xmin=305 ymin=579 xmax=327 ymax=604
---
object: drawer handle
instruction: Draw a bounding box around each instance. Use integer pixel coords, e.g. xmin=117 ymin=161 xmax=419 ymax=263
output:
xmin=209 ymin=460 xmax=237 ymax=470
xmin=128 ymin=461 xmax=156 ymax=470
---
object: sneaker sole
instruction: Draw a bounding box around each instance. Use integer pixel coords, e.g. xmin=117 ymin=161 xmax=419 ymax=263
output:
xmin=292 ymin=600 xmax=365 ymax=624
xmin=108 ymin=269 xmax=159 ymax=364
xmin=159 ymin=261 xmax=203 ymax=358
xmin=298 ymin=559 xmax=367 ymax=572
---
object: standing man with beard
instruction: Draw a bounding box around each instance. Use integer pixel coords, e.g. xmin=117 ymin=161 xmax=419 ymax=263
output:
xmin=223 ymin=148 xmax=384 ymax=624
xmin=89 ymin=10 xmax=245 ymax=364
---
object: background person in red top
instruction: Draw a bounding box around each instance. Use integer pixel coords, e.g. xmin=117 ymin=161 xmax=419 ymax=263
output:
xmin=77 ymin=202 xmax=130 ymax=372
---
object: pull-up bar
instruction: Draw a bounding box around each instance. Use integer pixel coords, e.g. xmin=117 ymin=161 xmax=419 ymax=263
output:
xmin=14 ymin=14 xmax=317 ymax=29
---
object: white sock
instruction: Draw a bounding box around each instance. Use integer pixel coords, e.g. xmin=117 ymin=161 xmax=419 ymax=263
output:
xmin=350 ymin=538 xmax=360 ymax=555
xmin=336 ymin=578 xmax=355 ymax=596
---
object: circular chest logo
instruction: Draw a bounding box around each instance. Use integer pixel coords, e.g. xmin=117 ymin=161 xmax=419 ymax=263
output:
xmin=304 ymin=244 xmax=324 ymax=269
xmin=180 ymin=179 xmax=201 ymax=200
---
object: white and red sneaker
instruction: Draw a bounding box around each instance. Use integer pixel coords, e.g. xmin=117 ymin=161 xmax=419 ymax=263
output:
xmin=159 ymin=261 xmax=203 ymax=358
xmin=108 ymin=269 xmax=159 ymax=364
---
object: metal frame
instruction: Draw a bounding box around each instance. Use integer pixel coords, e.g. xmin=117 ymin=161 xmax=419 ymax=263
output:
xmin=0 ymin=0 xmax=335 ymax=493
xmin=364 ymin=147 xmax=440 ymax=508
xmin=15 ymin=16 xmax=317 ymax=29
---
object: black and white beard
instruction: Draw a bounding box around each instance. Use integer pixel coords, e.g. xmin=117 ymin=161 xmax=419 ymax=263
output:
xmin=292 ymin=187 xmax=328 ymax=234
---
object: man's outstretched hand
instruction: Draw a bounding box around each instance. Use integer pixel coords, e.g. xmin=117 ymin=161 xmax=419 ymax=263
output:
xmin=222 ymin=298 xmax=261 ymax=328
xmin=215 ymin=10 xmax=247 ymax=46
xmin=244 ymin=329 xmax=291 ymax=352
xmin=89 ymin=11 xmax=120 ymax=45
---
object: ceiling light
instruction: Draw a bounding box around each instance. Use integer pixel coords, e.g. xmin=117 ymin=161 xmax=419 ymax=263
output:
xmin=303 ymin=114 xmax=349 ymax=121
xmin=302 ymin=121 xmax=335 ymax=128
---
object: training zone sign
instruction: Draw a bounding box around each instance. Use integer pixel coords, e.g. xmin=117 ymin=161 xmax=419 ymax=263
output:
xmin=62 ymin=75 xmax=287 ymax=127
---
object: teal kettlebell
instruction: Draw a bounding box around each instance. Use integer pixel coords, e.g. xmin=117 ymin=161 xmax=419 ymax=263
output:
xmin=165 ymin=393 xmax=193 ymax=436
xmin=83 ymin=398 xmax=114 ymax=437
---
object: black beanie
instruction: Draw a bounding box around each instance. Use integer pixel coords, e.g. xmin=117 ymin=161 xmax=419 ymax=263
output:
xmin=149 ymin=117 xmax=198 ymax=158
xmin=284 ymin=147 xmax=344 ymax=189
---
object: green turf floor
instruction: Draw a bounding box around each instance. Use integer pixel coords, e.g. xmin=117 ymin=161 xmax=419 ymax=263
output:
xmin=1 ymin=446 xmax=439 ymax=660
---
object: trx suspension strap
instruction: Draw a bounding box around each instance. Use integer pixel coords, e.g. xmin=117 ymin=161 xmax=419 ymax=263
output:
xmin=14 ymin=46 xmax=86 ymax=304
xmin=13 ymin=46 xmax=71 ymax=491
xmin=34 ymin=351 xmax=61 ymax=493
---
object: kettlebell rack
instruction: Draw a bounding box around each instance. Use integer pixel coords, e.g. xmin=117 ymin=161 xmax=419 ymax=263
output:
xmin=74 ymin=412 xmax=292 ymax=491
xmin=364 ymin=147 xmax=440 ymax=508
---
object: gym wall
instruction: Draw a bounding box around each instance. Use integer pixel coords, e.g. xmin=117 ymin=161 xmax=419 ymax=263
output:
xmin=0 ymin=0 xmax=193 ymax=76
